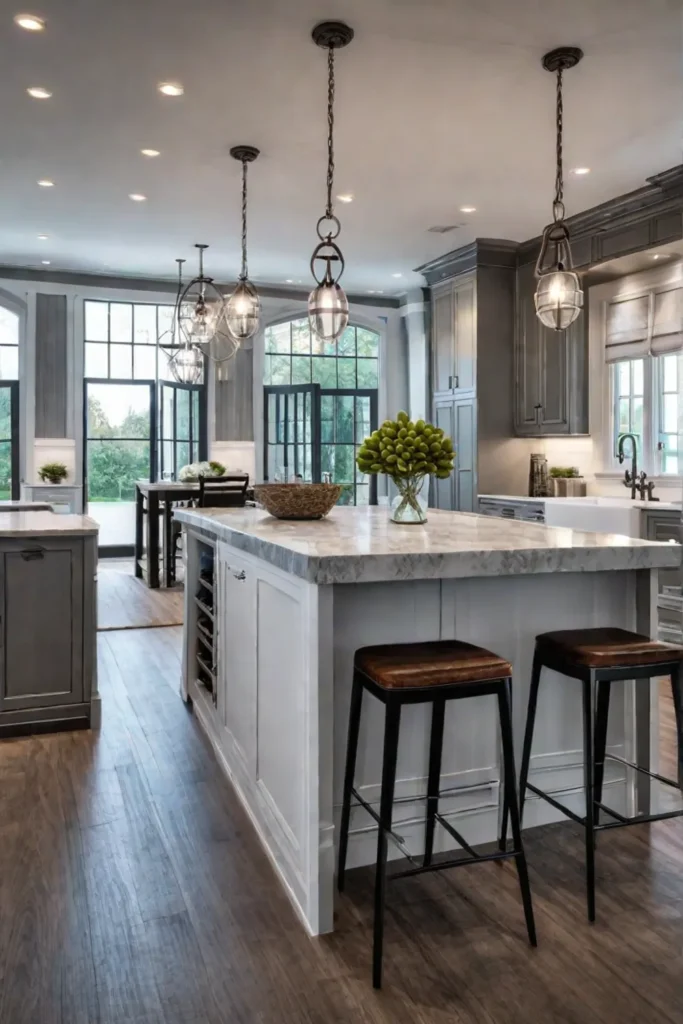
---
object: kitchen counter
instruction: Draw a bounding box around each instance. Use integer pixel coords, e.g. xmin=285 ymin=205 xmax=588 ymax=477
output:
xmin=174 ymin=506 xmax=678 ymax=584
xmin=178 ymin=505 xmax=675 ymax=936
xmin=0 ymin=511 xmax=99 ymax=536
xmin=481 ymin=494 xmax=682 ymax=511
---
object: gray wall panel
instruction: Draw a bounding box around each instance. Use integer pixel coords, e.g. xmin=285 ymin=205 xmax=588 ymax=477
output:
xmin=215 ymin=345 xmax=254 ymax=441
xmin=35 ymin=293 xmax=67 ymax=437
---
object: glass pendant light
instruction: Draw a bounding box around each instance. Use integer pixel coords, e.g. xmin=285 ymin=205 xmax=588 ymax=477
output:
xmin=159 ymin=258 xmax=205 ymax=384
xmin=225 ymin=145 xmax=261 ymax=341
xmin=178 ymin=244 xmax=225 ymax=345
xmin=308 ymin=21 xmax=354 ymax=343
xmin=534 ymin=47 xmax=584 ymax=332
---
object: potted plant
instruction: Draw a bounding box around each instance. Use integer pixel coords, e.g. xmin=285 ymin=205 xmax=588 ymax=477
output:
xmin=549 ymin=466 xmax=585 ymax=497
xmin=38 ymin=461 xmax=68 ymax=485
xmin=356 ymin=411 xmax=455 ymax=524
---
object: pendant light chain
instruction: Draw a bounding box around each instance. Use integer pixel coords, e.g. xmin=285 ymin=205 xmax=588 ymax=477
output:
xmin=240 ymin=158 xmax=248 ymax=281
xmin=325 ymin=45 xmax=335 ymax=221
xmin=553 ymin=67 xmax=565 ymax=222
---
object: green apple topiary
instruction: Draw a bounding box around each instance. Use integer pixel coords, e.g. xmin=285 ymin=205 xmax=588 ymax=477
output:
xmin=356 ymin=411 xmax=455 ymax=481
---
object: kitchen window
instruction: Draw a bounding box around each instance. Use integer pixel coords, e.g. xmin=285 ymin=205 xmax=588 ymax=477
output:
xmin=611 ymin=354 xmax=682 ymax=475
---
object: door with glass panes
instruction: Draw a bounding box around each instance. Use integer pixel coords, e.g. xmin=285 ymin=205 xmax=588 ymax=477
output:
xmin=159 ymin=382 xmax=207 ymax=480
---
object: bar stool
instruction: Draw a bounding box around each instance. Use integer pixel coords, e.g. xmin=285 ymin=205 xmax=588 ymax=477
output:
xmin=518 ymin=627 xmax=683 ymax=923
xmin=337 ymin=640 xmax=537 ymax=989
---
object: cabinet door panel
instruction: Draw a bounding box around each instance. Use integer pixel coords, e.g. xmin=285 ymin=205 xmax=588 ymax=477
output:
xmin=432 ymin=402 xmax=455 ymax=509
xmin=432 ymin=286 xmax=454 ymax=394
xmin=217 ymin=548 xmax=257 ymax=775
xmin=454 ymin=398 xmax=476 ymax=512
xmin=540 ymin=328 xmax=568 ymax=431
xmin=454 ymin=276 xmax=476 ymax=391
xmin=0 ymin=545 xmax=84 ymax=710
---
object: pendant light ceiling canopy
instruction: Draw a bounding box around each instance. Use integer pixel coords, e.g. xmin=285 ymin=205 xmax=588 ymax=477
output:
xmin=225 ymin=145 xmax=261 ymax=342
xmin=534 ymin=46 xmax=584 ymax=332
xmin=307 ymin=20 xmax=353 ymax=344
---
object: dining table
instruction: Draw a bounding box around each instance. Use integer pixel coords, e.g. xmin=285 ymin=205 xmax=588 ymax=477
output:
xmin=135 ymin=479 xmax=251 ymax=589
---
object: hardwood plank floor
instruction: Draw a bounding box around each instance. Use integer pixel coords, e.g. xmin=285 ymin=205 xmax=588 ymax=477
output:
xmin=98 ymin=561 xmax=183 ymax=631
xmin=0 ymin=626 xmax=682 ymax=1022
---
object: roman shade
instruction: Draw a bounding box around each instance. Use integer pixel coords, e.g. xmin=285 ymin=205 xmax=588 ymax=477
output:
xmin=605 ymin=284 xmax=683 ymax=362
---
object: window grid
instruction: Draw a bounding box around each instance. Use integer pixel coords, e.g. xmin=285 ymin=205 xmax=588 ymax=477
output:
xmin=264 ymin=319 xmax=379 ymax=389
xmin=84 ymin=300 xmax=183 ymax=382
xmin=612 ymin=355 xmax=682 ymax=475
xmin=0 ymin=307 xmax=19 ymax=381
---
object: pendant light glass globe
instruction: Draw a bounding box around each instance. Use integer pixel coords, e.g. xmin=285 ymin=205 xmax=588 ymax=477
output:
xmin=534 ymin=270 xmax=583 ymax=330
xmin=180 ymin=293 xmax=218 ymax=344
xmin=308 ymin=276 xmax=349 ymax=342
xmin=225 ymin=279 xmax=261 ymax=341
xmin=170 ymin=344 xmax=203 ymax=384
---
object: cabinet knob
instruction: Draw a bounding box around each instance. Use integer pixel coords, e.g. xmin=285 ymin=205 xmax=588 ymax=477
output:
xmin=232 ymin=569 xmax=246 ymax=581
xmin=20 ymin=547 xmax=44 ymax=561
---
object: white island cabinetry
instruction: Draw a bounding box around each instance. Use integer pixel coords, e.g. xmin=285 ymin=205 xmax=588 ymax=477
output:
xmin=178 ymin=506 xmax=680 ymax=937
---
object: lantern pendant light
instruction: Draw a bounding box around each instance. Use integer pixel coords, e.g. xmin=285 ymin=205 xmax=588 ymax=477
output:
xmin=225 ymin=145 xmax=261 ymax=341
xmin=178 ymin=243 xmax=225 ymax=345
xmin=308 ymin=20 xmax=354 ymax=343
xmin=534 ymin=47 xmax=584 ymax=332
xmin=162 ymin=258 xmax=204 ymax=384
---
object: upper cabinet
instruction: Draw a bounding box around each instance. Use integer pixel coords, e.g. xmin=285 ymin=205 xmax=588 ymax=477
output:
xmin=514 ymin=261 xmax=588 ymax=436
xmin=431 ymin=273 xmax=476 ymax=396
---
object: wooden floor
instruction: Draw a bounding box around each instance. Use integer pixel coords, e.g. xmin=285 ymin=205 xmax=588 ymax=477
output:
xmin=1 ymin=627 xmax=683 ymax=1023
xmin=98 ymin=560 xmax=183 ymax=631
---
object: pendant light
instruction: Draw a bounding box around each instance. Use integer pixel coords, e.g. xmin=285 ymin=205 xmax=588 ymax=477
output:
xmin=178 ymin=244 xmax=225 ymax=345
xmin=534 ymin=47 xmax=584 ymax=332
xmin=307 ymin=21 xmax=354 ymax=343
xmin=159 ymin=258 xmax=204 ymax=384
xmin=225 ymin=145 xmax=261 ymax=341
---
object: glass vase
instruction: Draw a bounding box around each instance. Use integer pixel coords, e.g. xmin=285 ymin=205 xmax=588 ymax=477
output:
xmin=390 ymin=475 xmax=428 ymax=525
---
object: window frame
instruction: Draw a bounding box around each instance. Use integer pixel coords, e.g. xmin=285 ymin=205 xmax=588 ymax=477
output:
xmin=608 ymin=354 xmax=681 ymax=476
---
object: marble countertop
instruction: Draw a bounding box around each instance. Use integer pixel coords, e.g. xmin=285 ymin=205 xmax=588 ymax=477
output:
xmin=0 ymin=511 xmax=99 ymax=536
xmin=175 ymin=506 xmax=681 ymax=585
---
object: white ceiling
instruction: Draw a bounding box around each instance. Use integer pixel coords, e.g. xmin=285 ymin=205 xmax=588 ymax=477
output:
xmin=1 ymin=0 xmax=681 ymax=294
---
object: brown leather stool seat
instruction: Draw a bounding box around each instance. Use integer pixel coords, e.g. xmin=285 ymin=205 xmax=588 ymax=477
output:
xmin=536 ymin=627 xmax=683 ymax=669
xmin=355 ymin=641 xmax=512 ymax=689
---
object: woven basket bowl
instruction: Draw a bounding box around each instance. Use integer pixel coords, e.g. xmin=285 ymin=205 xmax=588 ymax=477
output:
xmin=254 ymin=483 xmax=342 ymax=520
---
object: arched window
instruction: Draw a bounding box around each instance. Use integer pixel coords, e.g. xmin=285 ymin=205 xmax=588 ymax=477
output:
xmin=0 ymin=303 xmax=20 ymax=499
xmin=263 ymin=317 xmax=380 ymax=505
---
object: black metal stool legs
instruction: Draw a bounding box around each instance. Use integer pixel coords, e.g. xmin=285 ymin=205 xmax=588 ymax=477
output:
xmin=670 ymin=663 xmax=683 ymax=790
xmin=518 ymin=651 xmax=542 ymax=826
xmin=373 ymin=702 xmax=401 ymax=990
xmin=582 ymin=673 xmax=597 ymax=923
xmin=497 ymin=679 xmax=537 ymax=947
xmin=423 ymin=698 xmax=445 ymax=867
xmin=593 ymin=679 xmax=612 ymax=826
xmin=338 ymin=672 xmax=363 ymax=893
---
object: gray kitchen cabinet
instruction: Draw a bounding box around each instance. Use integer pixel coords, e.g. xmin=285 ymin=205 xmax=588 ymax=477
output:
xmin=431 ymin=273 xmax=476 ymax=396
xmin=433 ymin=395 xmax=476 ymax=512
xmin=514 ymin=261 xmax=588 ymax=436
xmin=0 ymin=535 xmax=98 ymax=731
xmin=642 ymin=509 xmax=682 ymax=644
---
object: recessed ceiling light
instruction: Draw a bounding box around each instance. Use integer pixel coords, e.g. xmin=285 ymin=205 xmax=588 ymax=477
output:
xmin=651 ymin=253 xmax=668 ymax=261
xmin=141 ymin=148 xmax=160 ymax=158
xmin=158 ymin=82 xmax=184 ymax=97
xmin=14 ymin=13 xmax=44 ymax=30
xmin=367 ymin=289 xmax=383 ymax=295
xmin=336 ymin=193 xmax=354 ymax=203
xmin=41 ymin=259 xmax=50 ymax=265
xmin=129 ymin=193 xmax=147 ymax=202
xmin=27 ymin=86 xmax=52 ymax=99
xmin=459 ymin=206 xmax=476 ymax=214
xmin=37 ymin=233 xmax=48 ymax=240
xmin=571 ymin=167 xmax=591 ymax=175
xmin=37 ymin=179 xmax=54 ymax=187
xmin=392 ymin=273 xmax=402 ymax=279
xmin=285 ymin=279 xmax=294 ymax=284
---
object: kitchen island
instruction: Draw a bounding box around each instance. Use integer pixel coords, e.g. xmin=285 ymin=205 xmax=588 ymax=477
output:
xmin=0 ymin=510 xmax=99 ymax=733
xmin=176 ymin=505 xmax=680 ymax=935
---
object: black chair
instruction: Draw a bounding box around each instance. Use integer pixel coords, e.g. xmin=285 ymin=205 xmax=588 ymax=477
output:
xmin=197 ymin=474 xmax=249 ymax=508
xmin=338 ymin=640 xmax=537 ymax=989
xmin=518 ymin=627 xmax=683 ymax=923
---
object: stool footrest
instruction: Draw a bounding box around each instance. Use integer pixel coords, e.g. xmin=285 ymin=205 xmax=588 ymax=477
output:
xmin=595 ymin=807 xmax=683 ymax=831
xmin=390 ymin=847 xmax=519 ymax=881
xmin=434 ymin=811 xmax=479 ymax=861
xmin=525 ymin=782 xmax=587 ymax=827
xmin=605 ymin=752 xmax=680 ymax=790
